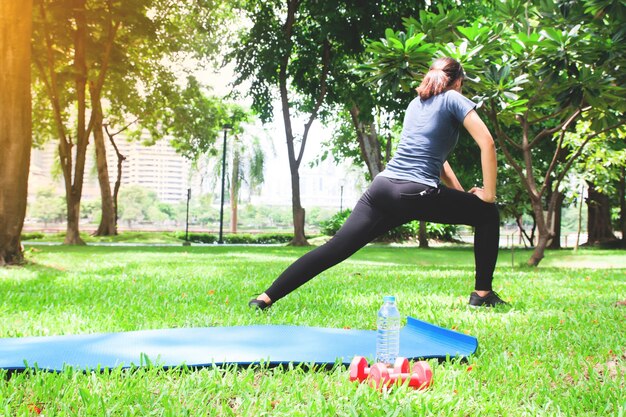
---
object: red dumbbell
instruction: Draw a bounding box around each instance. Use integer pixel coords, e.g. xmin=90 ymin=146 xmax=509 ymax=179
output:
xmin=409 ymin=361 xmax=433 ymax=389
xmin=349 ymin=356 xmax=371 ymax=382
xmin=368 ymin=361 xmax=433 ymax=390
xmin=349 ymin=356 xmax=411 ymax=383
xmin=393 ymin=356 xmax=410 ymax=374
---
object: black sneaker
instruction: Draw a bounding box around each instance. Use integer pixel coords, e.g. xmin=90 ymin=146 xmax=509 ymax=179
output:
xmin=248 ymin=298 xmax=271 ymax=310
xmin=469 ymin=291 xmax=508 ymax=307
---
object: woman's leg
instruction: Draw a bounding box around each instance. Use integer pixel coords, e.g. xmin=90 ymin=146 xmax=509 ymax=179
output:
xmin=262 ymin=180 xmax=401 ymax=303
xmin=406 ymin=186 xmax=500 ymax=291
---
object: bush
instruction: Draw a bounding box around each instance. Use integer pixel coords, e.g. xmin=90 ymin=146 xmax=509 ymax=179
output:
xmin=426 ymin=222 xmax=460 ymax=241
xmin=380 ymin=222 xmax=418 ymax=242
xmin=180 ymin=233 xmax=217 ymax=244
xmin=21 ymin=232 xmax=45 ymax=240
xmin=319 ymin=209 xmax=352 ymax=236
xmin=319 ymin=210 xmax=459 ymax=243
xmin=177 ymin=232 xmax=300 ymax=245
xmin=251 ymin=233 xmax=295 ymax=244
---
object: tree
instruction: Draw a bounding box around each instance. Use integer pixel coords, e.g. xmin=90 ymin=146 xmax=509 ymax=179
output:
xmin=228 ymin=127 xmax=266 ymax=234
xmin=29 ymin=188 xmax=65 ymax=226
xmin=230 ymin=0 xmax=333 ymax=246
xmin=31 ymin=0 xmax=232 ymax=241
xmin=0 ymin=0 xmax=33 ymax=265
xmin=566 ymin=122 xmax=626 ymax=247
xmin=117 ymin=185 xmax=159 ymax=228
xmin=193 ymin=105 xmax=267 ymax=234
xmin=164 ymin=77 xmax=228 ymax=162
xmin=359 ymin=0 xmax=626 ymax=265
xmin=213 ymin=105 xmax=268 ymax=234
xmin=32 ymin=0 xmax=112 ymax=244
xmin=102 ymin=120 xmax=133 ymax=231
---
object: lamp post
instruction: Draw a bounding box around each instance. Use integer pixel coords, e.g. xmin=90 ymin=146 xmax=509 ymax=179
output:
xmin=339 ymin=178 xmax=345 ymax=212
xmin=218 ymin=124 xmax=232 ymax=244
xmin=183 ymin=188 xmax=191 ymax=246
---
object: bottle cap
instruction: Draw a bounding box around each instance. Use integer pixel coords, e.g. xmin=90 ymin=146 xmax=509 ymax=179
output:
xmin=383 ymin=295 xmax=396 ymax=303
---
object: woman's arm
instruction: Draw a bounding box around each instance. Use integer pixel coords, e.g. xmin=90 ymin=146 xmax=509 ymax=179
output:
xmin=463 ymin=109 xmax=497 ymax=203
xmin=441 ymin=160 xmax=464 ymax=191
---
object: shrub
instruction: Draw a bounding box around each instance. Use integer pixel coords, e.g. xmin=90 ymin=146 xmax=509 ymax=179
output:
xmin=319 ymin=210 xmax=459 ymax=242
xmin=426 ymin=222 xmax=460 ymax=241
xmin=180 ymin=233 xmax=218 ymax=244
xmin=177 ymin=232 xmax=301 ymax=245
xmin=21 ymin=232 xmax=45 ymax=240
xmin=320 ymin=209 xmax=352 ymax=236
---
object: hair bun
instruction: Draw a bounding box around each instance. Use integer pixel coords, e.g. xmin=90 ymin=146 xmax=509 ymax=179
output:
xmin=416 ymin=57 xmax=464 ymax=100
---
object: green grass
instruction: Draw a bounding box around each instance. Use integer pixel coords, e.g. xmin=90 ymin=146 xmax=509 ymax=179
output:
xmin=1 ymin=245 xmax=625 ymax=416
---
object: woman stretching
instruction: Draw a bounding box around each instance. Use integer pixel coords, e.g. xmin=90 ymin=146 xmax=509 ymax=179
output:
xmin=250 ymin=57 xmax=507 ymax=310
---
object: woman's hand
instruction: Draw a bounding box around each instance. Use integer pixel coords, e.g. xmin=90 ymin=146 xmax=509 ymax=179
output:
xmin=441 ymin=161 xmax=464 ymax=192
xmin=469 ymin=186 xmax=496 ymax=203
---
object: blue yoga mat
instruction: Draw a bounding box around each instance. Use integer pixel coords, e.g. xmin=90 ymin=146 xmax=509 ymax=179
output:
xmin=0 ymin=316 xmax=477 ymax=372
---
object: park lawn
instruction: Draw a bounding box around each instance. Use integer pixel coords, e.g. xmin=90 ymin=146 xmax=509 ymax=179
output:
xmin=0 ymin=245 xmax=625 ymax=416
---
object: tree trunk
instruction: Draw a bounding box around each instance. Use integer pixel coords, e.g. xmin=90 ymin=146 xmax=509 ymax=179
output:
xmin=281 ymin=117 xmax=309 ymax=246
xmin=230 ymin=147 xmax=240 ymax=233
xmin=547 ymin=190 xmax=564 ymax=249
xmin=418 ymin=221 xmax=429 ymax=248
xmin=289 ymin=171 xmax=309 ymax=246
xmin=0 ymin=0 xmax=33 ymax=265
xmin=92 ymin=94 xmax=117 ymax=236
xmin=529 ymin=232 xmax=551 ymax=267
xmin=63 ymin=0 xmax=89 ymax=245
xmin=617 ymin=168 xmax=626 ymax=247
xmin=104 ymin=122 xmax=130 ymax=225
xmin=291 ymin=205 xmax=308 ymax=246
xmin=586 ymin=181 xmax=617 ymax=245
xmin=349 ymin=105 xmax=383 ymax=179
xmin=527 ymin=195 xmax=553 ymax=266
xmin=104 ymin=125 xmax=128 ymax=226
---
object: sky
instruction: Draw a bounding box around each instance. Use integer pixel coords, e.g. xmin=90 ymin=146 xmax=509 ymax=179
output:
xmin=193 ymin=60 xmax=366 ymax=209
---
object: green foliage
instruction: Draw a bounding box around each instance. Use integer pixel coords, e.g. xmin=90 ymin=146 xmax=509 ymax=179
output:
xmin=357 ymin=0 xmax=626 ymax=263
xmin=379 ymin=221 xmax=419 ymax=243
xmin=566 ymin=121 xmax=626 ymax=195
xmin=179 ymin=232 xmax=301 ymax=245
xmin=426 ymin=222 xmax=460 ymax=241
xmin=319 ymin=209 xmax=352 ymax=236
xmin=359 ymin=28 xmax=436 ymax=94
xmin=320 ymin=209 xmax=459 ymax=242
xmin=165 ymin=77 xmax=228 ymax=161
xmin=117 ymin=185 xmax=167 ymax=226
xmin=27 ymin=187 xmax=65 ymax=225
xmin=360 ymin=2 xmax=626 ymax=134
xmin=20 ymin=232 xmax=45 ymax=241
xmin=80 ymin=199 xmax=100 ymax=221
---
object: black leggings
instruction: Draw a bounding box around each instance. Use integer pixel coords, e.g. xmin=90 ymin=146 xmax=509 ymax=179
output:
xmin=265 ymin=176 xmax=500 ymax=302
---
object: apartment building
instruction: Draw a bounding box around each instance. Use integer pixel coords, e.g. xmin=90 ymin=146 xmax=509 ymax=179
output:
xmin=29 ymin=137 xmax=191 ymax=204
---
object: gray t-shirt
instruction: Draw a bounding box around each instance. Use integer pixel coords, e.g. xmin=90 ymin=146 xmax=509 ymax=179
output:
xmin=379 ymin=90 xmax=476 ymax=187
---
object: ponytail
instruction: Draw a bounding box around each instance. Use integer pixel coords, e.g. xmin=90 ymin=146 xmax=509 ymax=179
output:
xmin=416 ymin=57 xmax=464 ymax=100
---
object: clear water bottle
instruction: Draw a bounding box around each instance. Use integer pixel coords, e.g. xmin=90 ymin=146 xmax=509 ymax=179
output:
xmin=376 ymin=295 xmax=401 ymax=365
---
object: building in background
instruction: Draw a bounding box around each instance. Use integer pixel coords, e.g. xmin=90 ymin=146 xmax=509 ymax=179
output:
xmin=28 ymin=134 xmax=364 ymax=211
xmin=110 ymin=139 xmax=191 ymax=204
xmin=29 ymin=137 xmax=192 ymax=205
